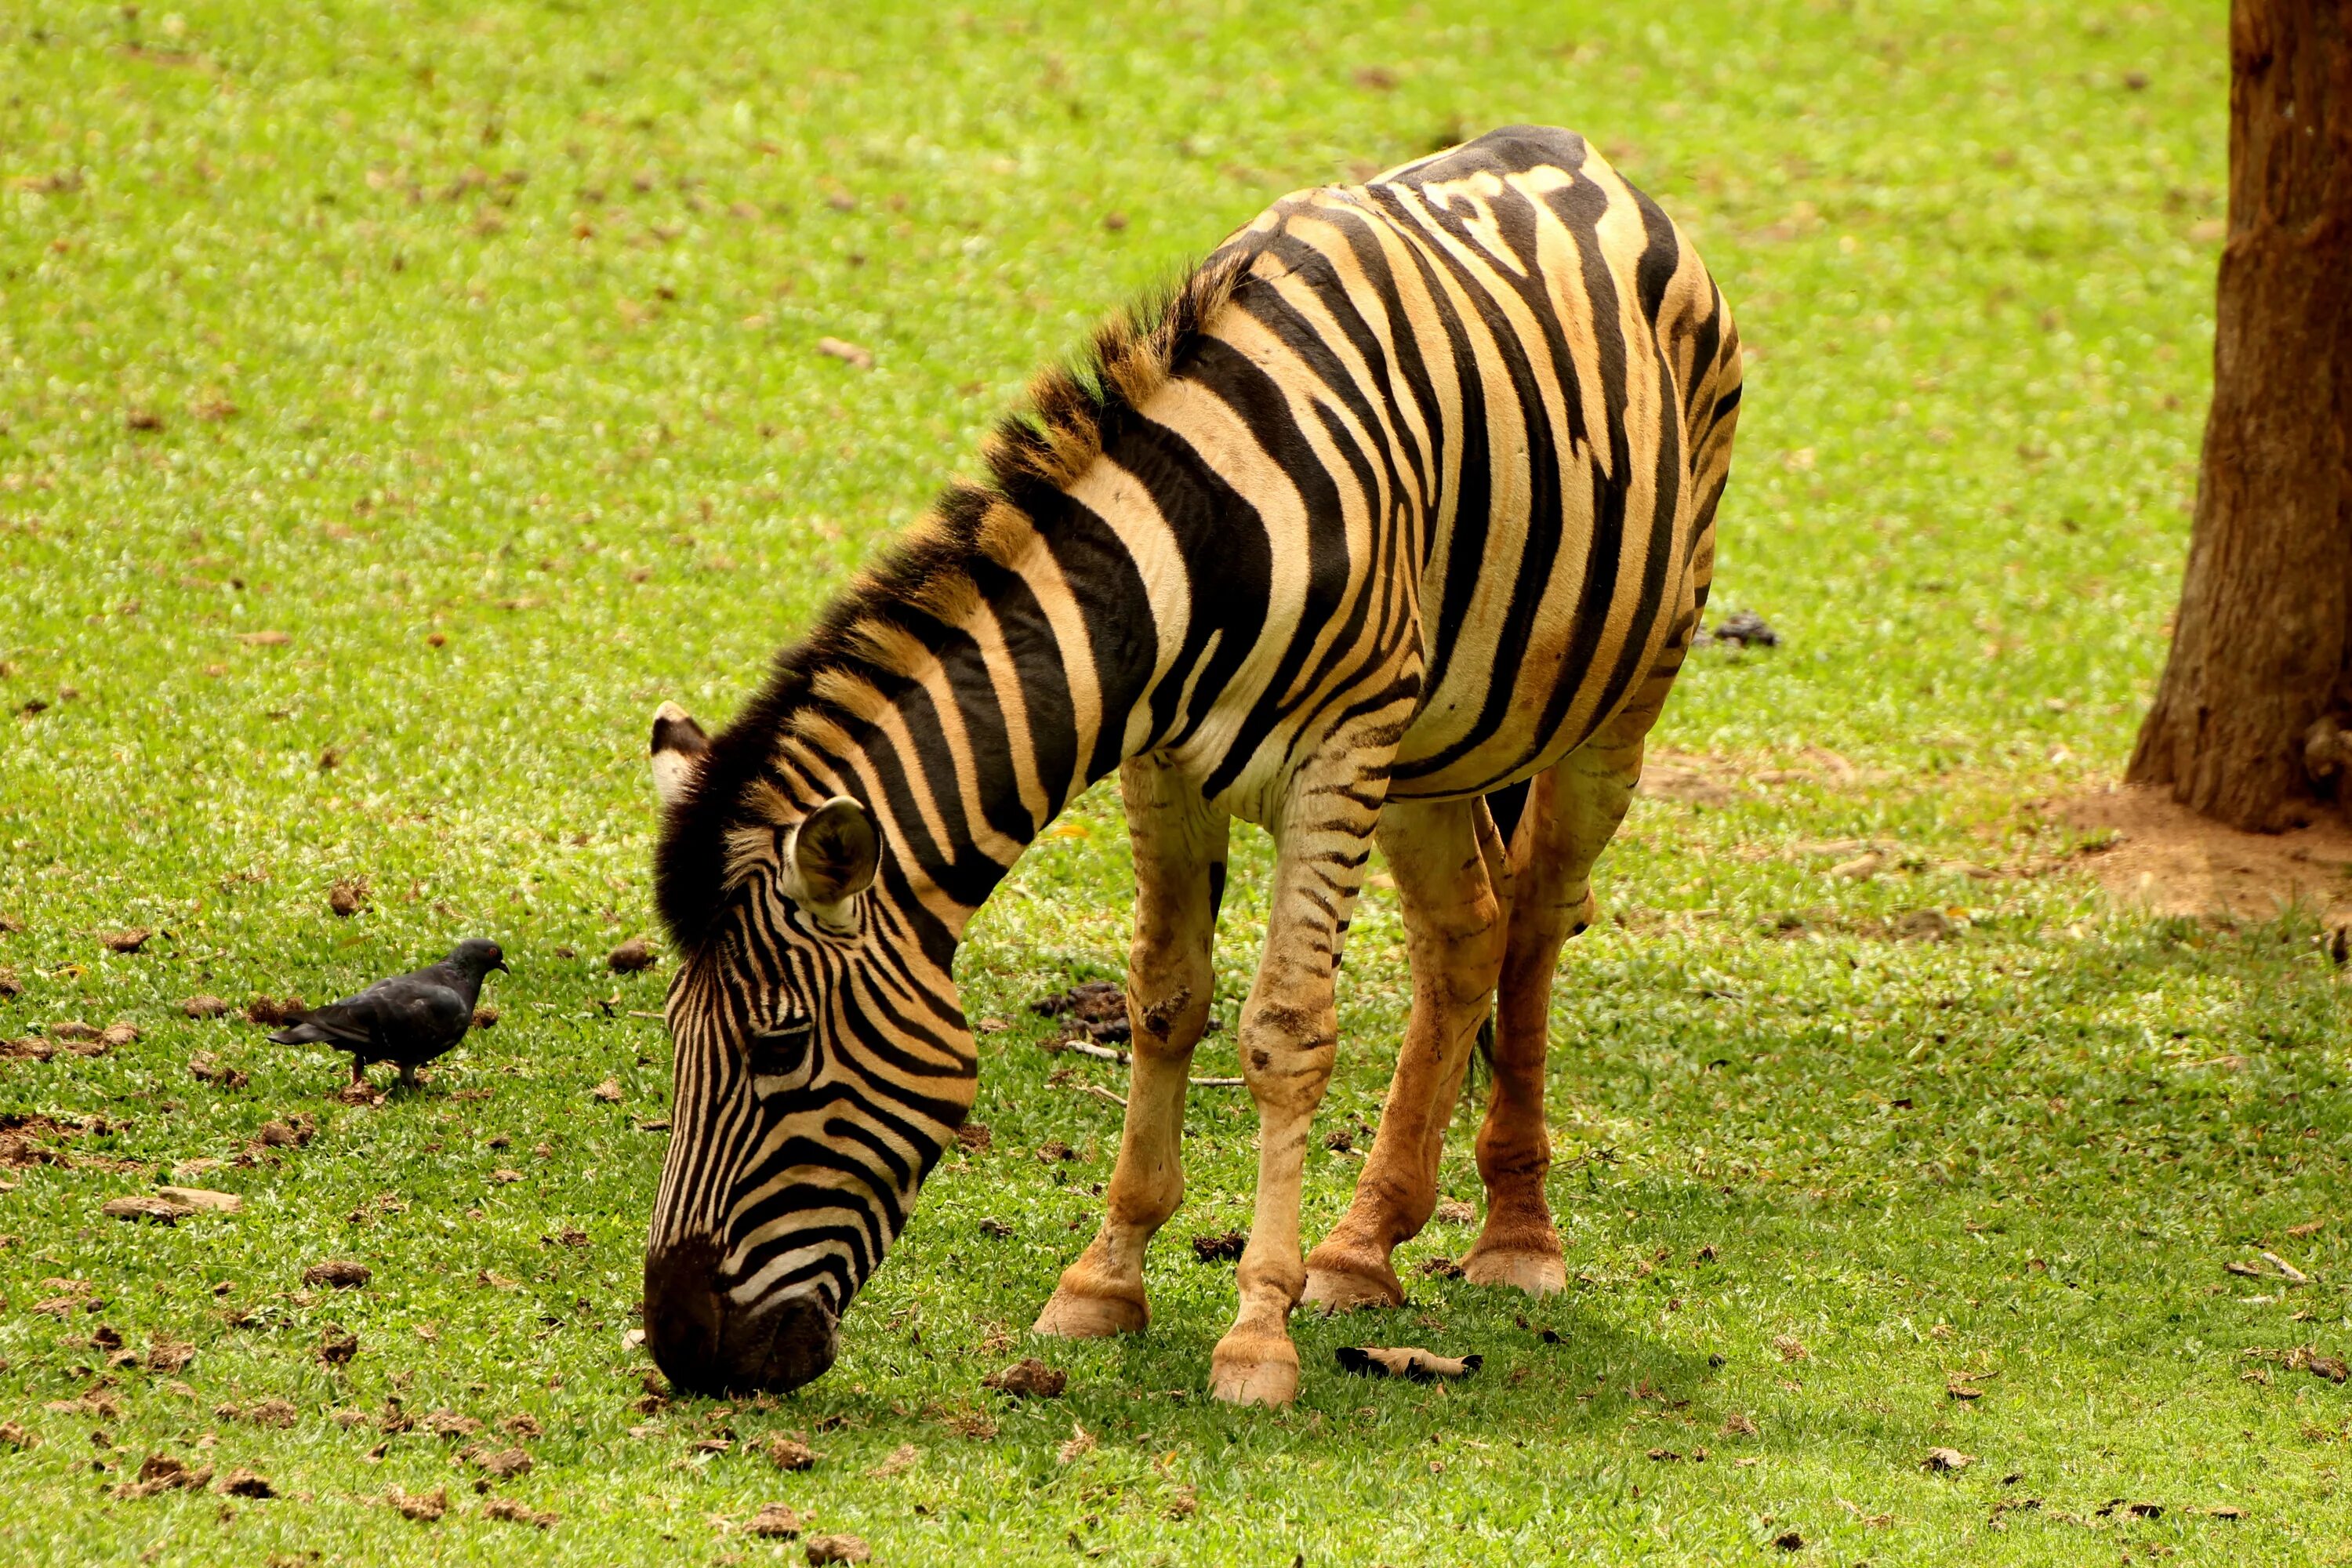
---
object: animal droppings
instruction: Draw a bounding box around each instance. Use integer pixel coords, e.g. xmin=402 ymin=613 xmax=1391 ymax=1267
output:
xmin=218 ymin=1467 xmax=275 ymax=1497
xmin=1335 ymin=1346 xmax=1483 ymax=1381
xmin=748 ymin=1502 xmax=809 ymax=1537
xmin=481 ymin=1497 xmax=558 ymax=1527
xmin=1711 ymin=609 xmax=1780 ymax=648
xmin=805 ymin=1534 xmax=872 ymax=1564
xmin=1031 ymin=979 xmax=1131 ymax=1043
xmin=389 ymin=1484 xmax=448 ymax=1521
xmin=328 ymin=879 xmax=369 ymax=916
xmin=607 ymin=938 xmax=656 ymax=973
xmin=982 ymin=1357 xmax=1068 ymax=1398
xmin=182 ymin=995 xmax=231 ymax=1018
xmin=768 ymin=1436 xmax=818 ymax=1472
xmin=1191 ymin=1230 xmax=1246 ymax=1261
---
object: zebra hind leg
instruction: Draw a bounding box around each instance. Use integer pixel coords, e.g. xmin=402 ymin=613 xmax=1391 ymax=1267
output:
xmin=1034 ymin=757 xmax=1225 ymax=1340
xmin=1462 ymin=739 xmax=1641 ymax=1294
xmin=1301 ymin=797 xmax=1508 ymax=1309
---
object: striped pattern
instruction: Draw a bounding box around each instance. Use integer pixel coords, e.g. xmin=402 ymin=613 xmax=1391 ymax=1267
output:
xmin=645 ymin=125 xmax=1740 ymax=1391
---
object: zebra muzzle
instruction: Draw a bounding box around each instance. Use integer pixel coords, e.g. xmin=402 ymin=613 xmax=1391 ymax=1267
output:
xmin=643 ymin=1238 xmax=840 ymax=1395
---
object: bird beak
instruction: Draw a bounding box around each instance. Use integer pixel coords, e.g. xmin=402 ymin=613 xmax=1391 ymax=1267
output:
xmin=494 ymin=959 xmax=510 ymax=973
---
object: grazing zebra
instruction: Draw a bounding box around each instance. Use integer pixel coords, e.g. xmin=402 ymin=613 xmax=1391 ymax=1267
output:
xmin=643 ymin=125 xmax=1741 ymax=1404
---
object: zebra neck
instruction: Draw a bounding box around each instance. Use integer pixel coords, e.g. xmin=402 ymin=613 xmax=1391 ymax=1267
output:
xmin=811 ymin=461 xmax=1222 ymax=942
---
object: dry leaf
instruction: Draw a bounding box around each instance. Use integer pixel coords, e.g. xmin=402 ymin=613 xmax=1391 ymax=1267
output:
xmin=1773 ymin=1334 xmax=1809 ymax=1362
xmin=101 ymin=928 xmax=154 ymax=953
xmin=1922 ymin=1446 xmax=1976 ymax=1472
xmin=1056 ymin=1422 xmax=1097 ymax=1464
xmin=157 ymin=1185 xmax=241 ymax=1212
xmin=815 ymin=337 xmax=873 ymax=371
xmin=102 ymin=1196 xmax=194 ymax=1225
xmin=1334 ymin=1346 xmax=1483 ymax=1381
xmin=591 ymin=1078 xmax=623 ymax=1103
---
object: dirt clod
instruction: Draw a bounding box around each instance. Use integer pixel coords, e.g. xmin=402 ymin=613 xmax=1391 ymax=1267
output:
xmin=481 ymin=1497 xmax=557 ymax=1527
xmin=328 ymin=879 xmax=368 ymax=917
xmin=304 ymin=1259 xmax=371 ymax=1289
xmin=805 ymin=1534 xmax=872 ymax=1564
xmin=101 ymin=928 xmax=154 ymax=953
xmin=982 ymin=1358 xmax=1067 ymax=1399
xmin=188 ymin=1053 xmax=249 ymax=1088
xmin=955 ymin=1122 xmax=992 ymax=1152
xmin=1772 ymin=1530 xmax=1803 ymax=1551
xmin=768 ymin=1436 xmax=818 ymax=1472
xmin=607 ymin=938 xmax=655 ymax=973
xmin=182 ymin=995 xmax=231 ymax=1019
xmin=319 ymin=1327 xmax=361 ymax=1366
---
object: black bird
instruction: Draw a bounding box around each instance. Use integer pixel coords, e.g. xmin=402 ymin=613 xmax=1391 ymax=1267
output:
xmin=270 ymin=938 xmax=508 ymax=1088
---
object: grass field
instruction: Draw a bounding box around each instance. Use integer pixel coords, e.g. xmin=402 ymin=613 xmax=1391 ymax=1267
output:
xmin=6 ymin=0 xmax=2350 ymax=1562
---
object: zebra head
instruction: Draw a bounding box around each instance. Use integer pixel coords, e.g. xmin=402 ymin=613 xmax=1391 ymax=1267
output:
xmin=641 ymin=702 xmax=976 ymax=1394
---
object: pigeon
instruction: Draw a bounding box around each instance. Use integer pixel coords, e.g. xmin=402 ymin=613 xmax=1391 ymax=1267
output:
xmin=269 ymin=938 xmax=508 ymax=1089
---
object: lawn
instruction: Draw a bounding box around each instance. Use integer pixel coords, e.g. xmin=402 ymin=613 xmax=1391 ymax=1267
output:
xmin=5 ymin=0 xmax=2348 ymax=1563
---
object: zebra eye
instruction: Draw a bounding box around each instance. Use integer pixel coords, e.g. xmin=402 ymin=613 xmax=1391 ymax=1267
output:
xmin=748 ymin=1020 xmax=814 ymax=1087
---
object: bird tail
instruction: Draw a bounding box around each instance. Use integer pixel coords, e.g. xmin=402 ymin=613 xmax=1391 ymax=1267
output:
xmin=268 ymin=1022 xmax=325 ymax=1045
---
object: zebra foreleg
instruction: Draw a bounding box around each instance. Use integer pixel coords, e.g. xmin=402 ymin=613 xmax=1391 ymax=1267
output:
xmin=1035 ymin=758 xmax=1225 ymax=1339
xmin=1462 ymin=739 xmax=1641 ymax=1294
xmin=1208 ymin=746 xmax=1392 ymax=1406
xmin=1302 ymin=797 xmax=1508 ymax=1309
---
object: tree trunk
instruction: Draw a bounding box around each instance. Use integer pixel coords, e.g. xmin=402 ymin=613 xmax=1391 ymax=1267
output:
xmin=2129 ymin=0 xmax=2352 ymax=831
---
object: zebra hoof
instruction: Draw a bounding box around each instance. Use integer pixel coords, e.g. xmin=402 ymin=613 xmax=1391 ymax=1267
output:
xmin=1300 ymin=1261 xmax=1403 ymax=1312
xmin=1208 ymin=1334 xmax=1300 ymax=1407
xmin=1032 ymin=1286 xmax=1147 ymax=1339
xmin=1461 ymin=1244 xmax=1566 ymax=1297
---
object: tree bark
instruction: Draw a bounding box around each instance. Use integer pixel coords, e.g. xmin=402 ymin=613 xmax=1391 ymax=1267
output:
xmin=2129 ymin=0 xmax=2352 ymax=831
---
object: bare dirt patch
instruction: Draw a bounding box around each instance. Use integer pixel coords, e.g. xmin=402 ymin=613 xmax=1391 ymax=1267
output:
xmin=2056 ymin=786 xmax=2352 ymax=921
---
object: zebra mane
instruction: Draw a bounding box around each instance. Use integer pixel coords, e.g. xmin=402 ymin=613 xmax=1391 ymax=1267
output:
xmin=655 ymin=247 xmax=1253 ymax=950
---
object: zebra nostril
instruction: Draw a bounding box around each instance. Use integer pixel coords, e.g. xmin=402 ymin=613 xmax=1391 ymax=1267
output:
xmin=753 ymin=1292 xmax=839 ymax=1392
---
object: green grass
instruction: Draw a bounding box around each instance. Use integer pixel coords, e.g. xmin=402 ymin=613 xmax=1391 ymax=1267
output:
xmin=5 ymin=0 xmax=2347 ymax=1562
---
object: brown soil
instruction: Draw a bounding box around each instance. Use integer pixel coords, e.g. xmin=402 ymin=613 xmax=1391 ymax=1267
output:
xmin=2056 ymin=785 xmax=2352 ymax=922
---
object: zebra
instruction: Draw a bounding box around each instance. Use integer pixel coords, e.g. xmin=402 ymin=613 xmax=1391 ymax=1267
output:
xmin=643 ymin=125 xmax=1741 ymax=1405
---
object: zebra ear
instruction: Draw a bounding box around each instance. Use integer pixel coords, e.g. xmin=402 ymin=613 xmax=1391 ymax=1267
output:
xmin=786 ymin=797 xmax=880 ymax=910
xmin=650 ymin=701 xmax=710 ymax=809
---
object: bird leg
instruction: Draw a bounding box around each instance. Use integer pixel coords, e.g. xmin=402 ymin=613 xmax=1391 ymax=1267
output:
xmin=396 ymin=1064 xmax=420 ymax=1090
xmin=348 ymin=1056 xmax=368 ymax=1087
